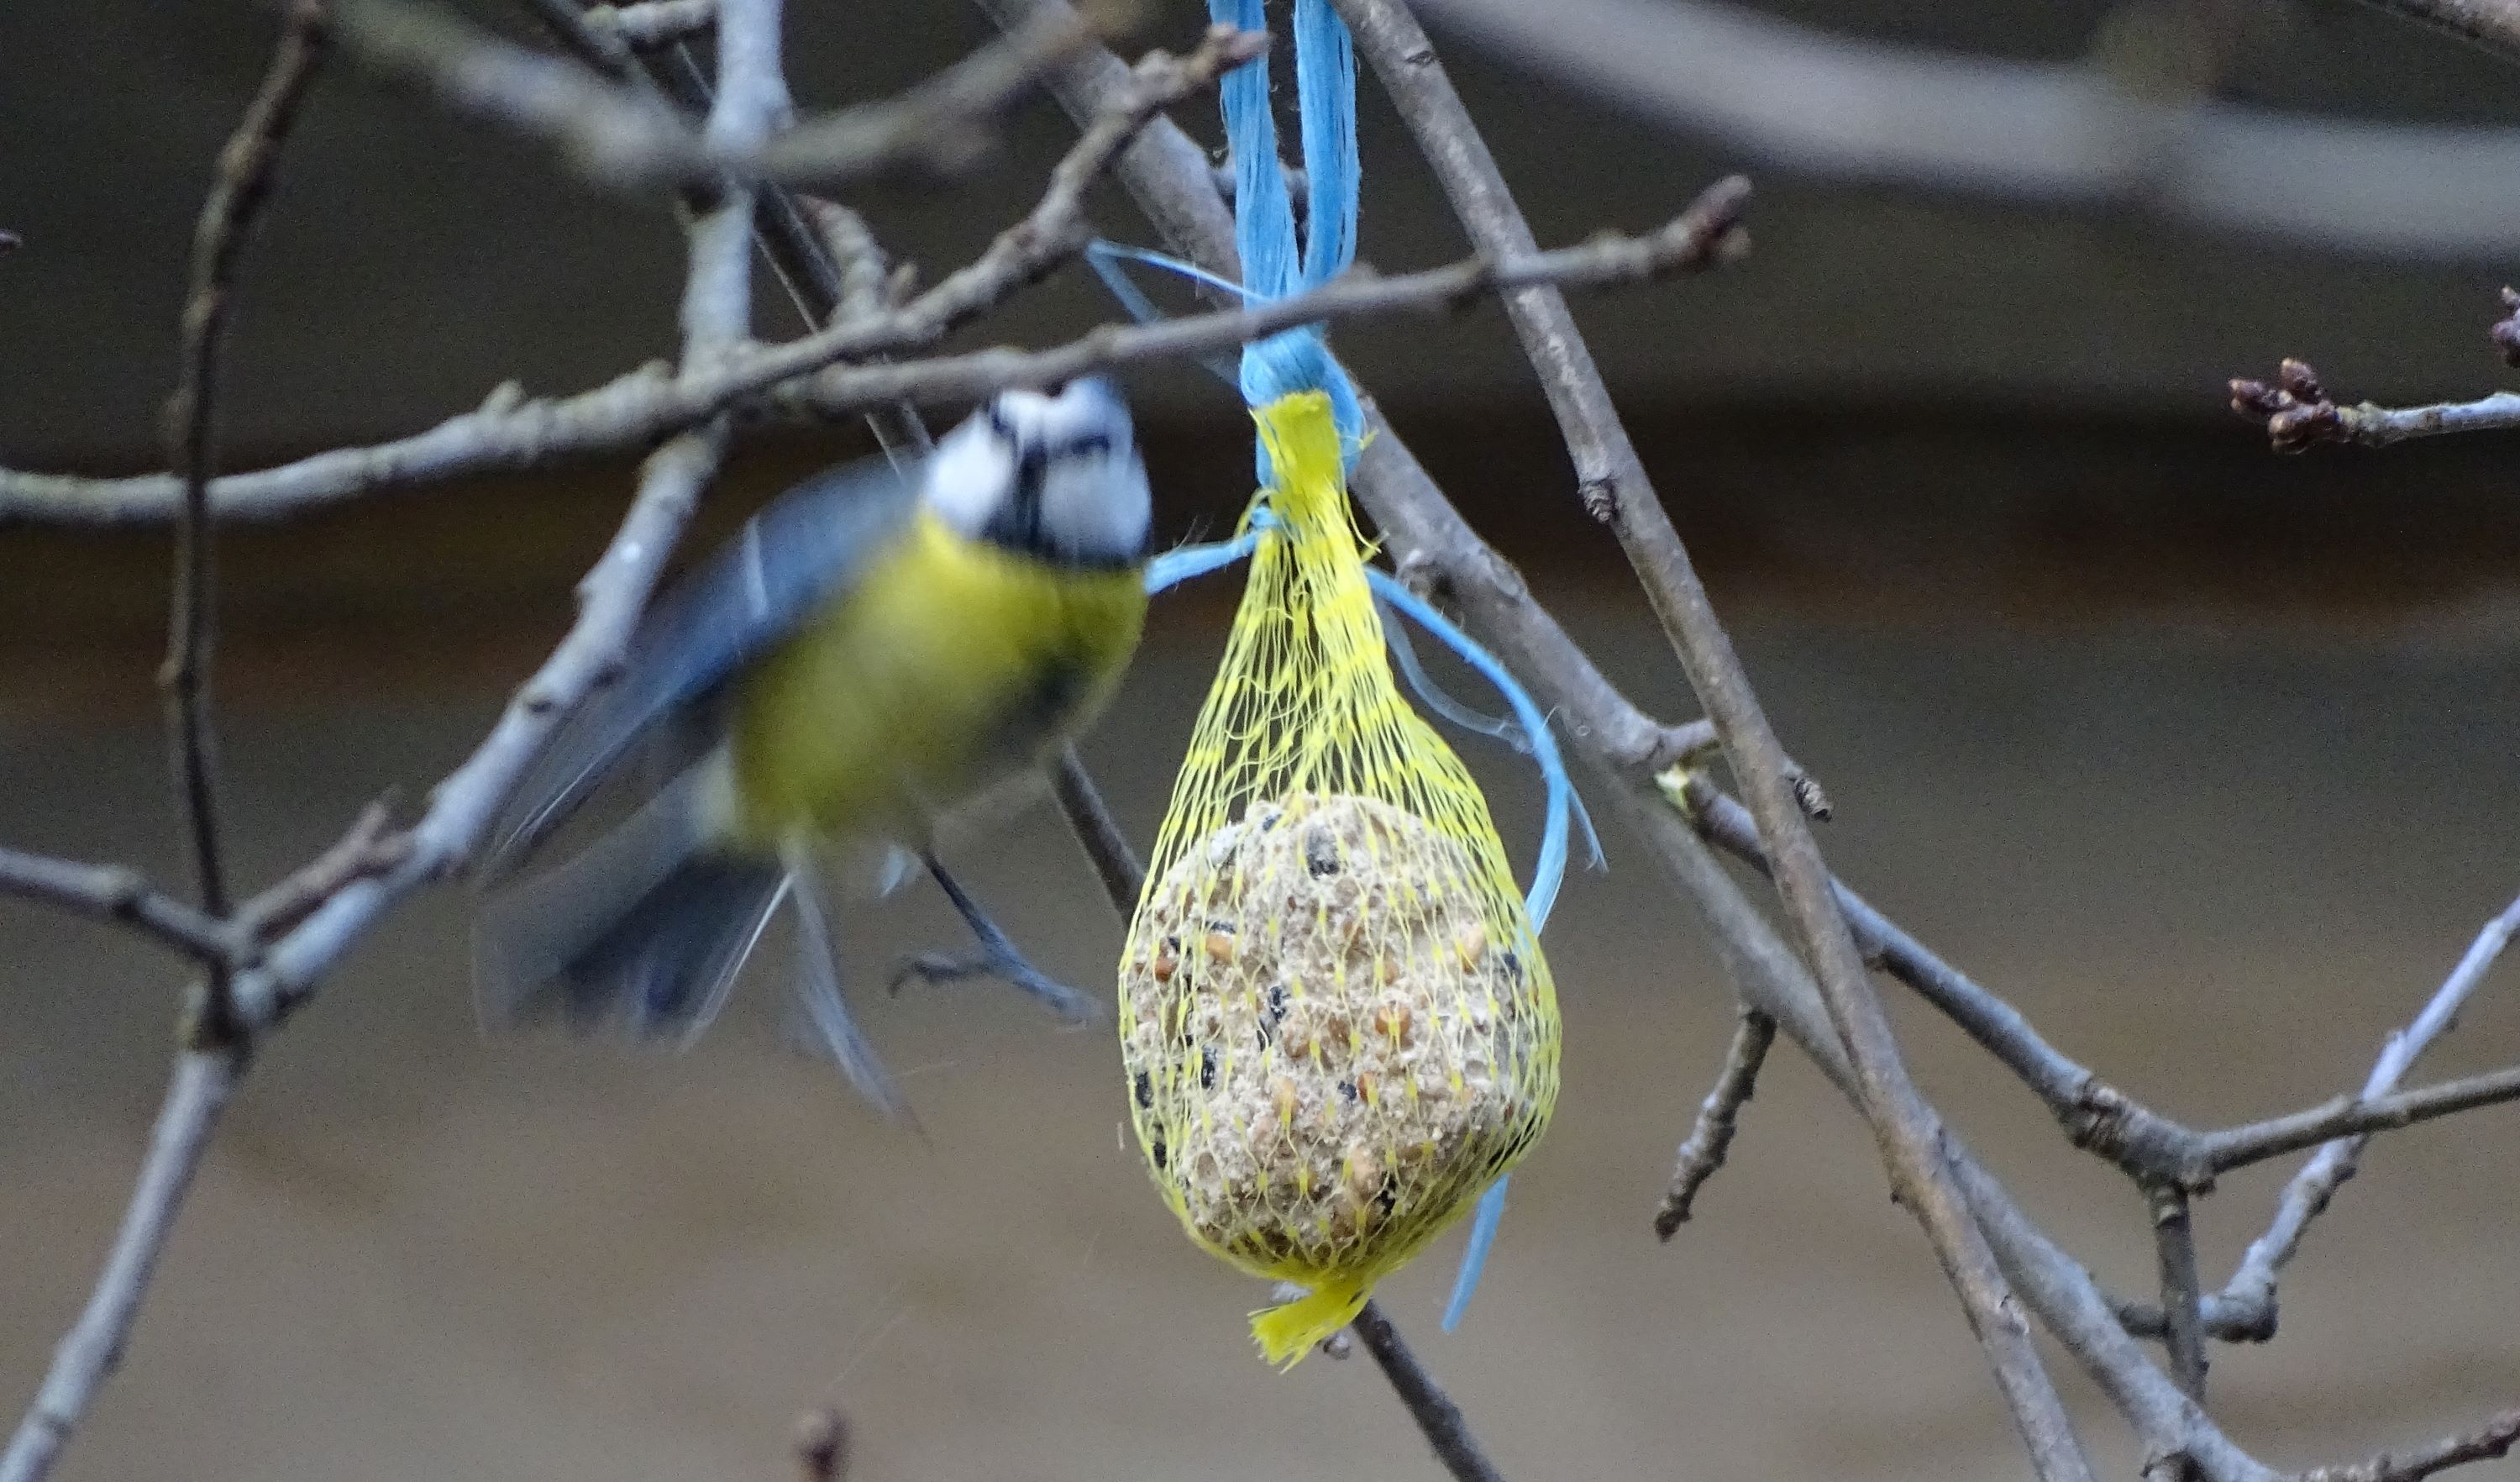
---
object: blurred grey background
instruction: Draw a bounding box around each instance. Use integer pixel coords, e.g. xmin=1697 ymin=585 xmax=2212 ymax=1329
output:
xmin=4 ymin=0 xmax=2520 ymax=1479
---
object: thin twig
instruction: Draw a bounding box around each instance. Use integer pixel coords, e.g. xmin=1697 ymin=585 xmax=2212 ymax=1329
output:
xmin=0 ymin=848 xmax=238 ymax=967
xmin=2197 ymin=1064 xmax=2520 ymax=1172
xmin=2344 ymin=0 xmax=2520 ymax=66
xmin=333 ymin=0 xmax=1094 ymax=192
xmin=0 ymin=23 xmax=1263 ymax=527
xmin=228 ymin=798 xmax=409 ymax=944
xmin=1678 ymin=779 xmax=2213 ymax=1187
xmin=504 ymin=0 xmax=933 ymax=471
xmin=328 ymin=0 xmax=687 ymax=181
xmin=1052 ymin=744 xmax=1146 ymax=911
xmin=0 ymin=1053 xmax=242 ymax=1482
xmin=767 ymin=180 xmax=1748 ymax=406
xmin=1691 ymin=770 xmax=2520 ymax=1325
xmin=1333 ymin=7 xmax=2088 ymax=1478
xmin=798 ymin=197 xmax=894 ymax=327
xmin=2231 ymin=357 xmax=2520 ymax=452
xmin=2218 ymin=890 xmax=2520 ymax=1331
xmin=159 ymin=0 xmax=328 ymax=1043
xmin=2295 ymin=1409 xmax=2520 ymax=1482
xmin=2111 ymin=1293 xmax=2271 ymax=1345
xmin=0 ymin=170 xmax=1742 ymax=526
xmin=1606 ymin=786 xmax=2276 ymax=1482
xmin=1 ymin=24 xmax=330 ymax=1467
xmin=1349 ymin=1301 xmax=1510 ymax=1482
xmin=690 ymin=3 xmax=1093 ymax=189
xmin=585 ymin=0 xmax=715 ymax=50
xmin=1653 ymin=1005 xmax=1774 ymax=1237
xmin=2148 ymin=1185 xmax=2208 ymax=1403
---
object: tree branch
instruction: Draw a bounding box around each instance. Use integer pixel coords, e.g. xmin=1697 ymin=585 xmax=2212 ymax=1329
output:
xmin=2230 ymin=357 xmax=2520 ymax=453
xmin=328 ymin=0 xmax=688 ymax=181
xmin=1331 ymin=7 xmax=2090 ymax=1478
xmin=159 ymin=0 xmax=328 ymax=1043
xmin=2345 ymin=0 xmax=2520 ymax=66
xmin=2200 ymin=1064 xmax=2520 ymax=1171
xmin=228 ymin=797 xmax=407 ymax=944
xmin=0 ymin=1052 xmax=242 ymax=1482
xmin=1051 ymin=745 xmax=1145 ymax=913
xmin=0 ymin=848 xmax=239 ymax=968
xmin=1692 ymin=767 xmax=2520 ymax=1338
xmin=584 ymin=0 xmax=716 ymax=50
xmin=2148 ymin=1185 xmax=2209 ymax=1402
xmin=1652 ymin=1004 xmax=1774 ymax=1237
xmin=2213 ymin=889 xmax=2520 ymax=1329
xmin=0 ymin=167 xmax=1743 ymax=526
xmin=2293 ymin=1408 xmax=2520 ymax=1482
xmin=1406 ymin=0 xmax=2520 ymax=259
xmin=1349 ymin=1303 xmax=1510 ymax=1482
xmin=332 ymin=0 xmax=1097 ymax=192
xmin=1677 ymin=779 xmax=2215 ymax=1188
xmin=503 ymin=0 xmax=936 ymax=477
xmin=1604 ymin=781 xmax=2276 ymax=1482
xmin=0 ymin=22 xmax=1263 ymax=526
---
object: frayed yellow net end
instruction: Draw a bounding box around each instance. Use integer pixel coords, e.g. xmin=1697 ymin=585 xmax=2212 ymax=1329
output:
xmin=1120 ymin=391 xmax=1562 ymax=1364
xmin=1251 ymin=1275 xmax=1371 ymax=1369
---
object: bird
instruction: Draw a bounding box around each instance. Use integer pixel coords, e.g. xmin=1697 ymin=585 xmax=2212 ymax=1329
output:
xmin=471 ymin=377 xmax=1153 ymax=1117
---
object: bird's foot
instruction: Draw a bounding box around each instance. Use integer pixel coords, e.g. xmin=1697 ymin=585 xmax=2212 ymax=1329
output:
xmin=888 ymin=943 xmax=1100 ymax=1025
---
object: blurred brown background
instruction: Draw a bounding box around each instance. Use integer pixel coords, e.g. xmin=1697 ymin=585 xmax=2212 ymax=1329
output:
xmin=4 ymin=0 xmax=2520 ymax=1479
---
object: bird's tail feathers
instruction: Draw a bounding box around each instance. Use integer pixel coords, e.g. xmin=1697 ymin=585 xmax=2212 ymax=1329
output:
xmin=473 ymin=759 xmax=780 ymax=1046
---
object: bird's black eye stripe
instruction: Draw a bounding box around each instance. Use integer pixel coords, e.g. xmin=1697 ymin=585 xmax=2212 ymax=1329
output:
xmin=1055 ymin=431 xmax=1112 ymax=460
xmin=1007 ymin=445 xmax=1047 ymax=549
xmin=985 ymin=404 xmax=1016 ymax=443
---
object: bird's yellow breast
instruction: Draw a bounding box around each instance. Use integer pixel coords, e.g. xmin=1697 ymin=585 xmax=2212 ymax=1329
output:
xmin=722 ymin=510 xmax=1147 ymax=851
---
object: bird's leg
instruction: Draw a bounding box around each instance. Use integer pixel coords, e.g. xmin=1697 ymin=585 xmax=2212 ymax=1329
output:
xmin=890 ymin=855 xmax=1101 ymax=1024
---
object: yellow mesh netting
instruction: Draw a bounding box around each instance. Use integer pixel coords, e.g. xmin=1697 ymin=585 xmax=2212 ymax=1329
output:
xmin=1120 ymin=391 xmax=1562 ymax=1367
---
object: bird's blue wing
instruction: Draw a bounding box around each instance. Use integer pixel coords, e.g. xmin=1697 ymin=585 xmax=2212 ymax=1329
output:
xmin=484 ymin=453 xmax=925 ymax=877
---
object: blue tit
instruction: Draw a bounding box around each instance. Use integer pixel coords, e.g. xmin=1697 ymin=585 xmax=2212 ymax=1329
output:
xmin=472 ymin=377 xmax=1152 ymax=1116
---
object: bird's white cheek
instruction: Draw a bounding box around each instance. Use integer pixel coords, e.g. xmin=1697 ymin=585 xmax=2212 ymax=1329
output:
xmin=1043 ymin=460 xmax=1151 ymax=562
xmin=922 ymin=432 xmax=1016 ymax=539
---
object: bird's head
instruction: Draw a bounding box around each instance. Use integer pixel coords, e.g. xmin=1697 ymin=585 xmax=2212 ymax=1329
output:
xmin=923 ymin=377 xmax=1152 ymax=569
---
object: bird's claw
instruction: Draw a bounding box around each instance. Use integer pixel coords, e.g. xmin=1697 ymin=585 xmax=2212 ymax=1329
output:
xmin=888 ymin=944 xmax=1100 ymax=1026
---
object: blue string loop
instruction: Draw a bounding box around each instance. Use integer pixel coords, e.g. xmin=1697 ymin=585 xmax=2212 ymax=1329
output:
xmin=1212 ymin=0 xmax=1365 ymax=478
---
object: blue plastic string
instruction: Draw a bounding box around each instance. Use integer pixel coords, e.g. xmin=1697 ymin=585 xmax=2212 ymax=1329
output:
xmin=1210 ymin=0 xmax=1364 ymax=477
xmin=1084 ymin=239 xmax=1244 ymax=390
xmin=1142 ymin=530 xmax=1263 ymax=596
xmin=1366 ymin=569 xmax=1579 ymax=930
xmin=1368 ymin=569 xmax=1594 ymax=1331
xmin=1377 ymin=596 xmax=1605 ymax=874
xmin=1445 ymin=1179 xmax=1511 ymax=1332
